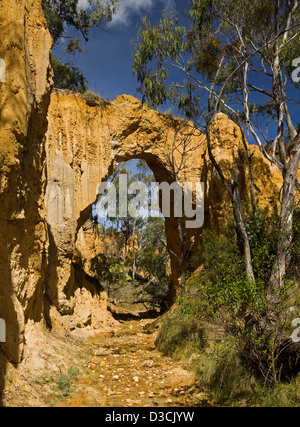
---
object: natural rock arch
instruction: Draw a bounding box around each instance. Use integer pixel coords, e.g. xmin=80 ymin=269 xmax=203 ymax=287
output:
xmin=45 ymin=91 xmax=198 ymax=323
xmin=44 ymin=89 xmax=282 ymax=332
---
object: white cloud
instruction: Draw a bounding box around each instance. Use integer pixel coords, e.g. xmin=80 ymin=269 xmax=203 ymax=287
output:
xmin=78 ymin=0 xmax=89 ymax=8
xmin=110 ymin=0 xmax=153 ymax=27
xmin=77 ymin=0 xmax=177 ymax=27
xmin=110 ymin=0 xmax=176 ymax=27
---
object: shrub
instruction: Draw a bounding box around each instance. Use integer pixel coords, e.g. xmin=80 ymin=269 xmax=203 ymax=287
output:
xmin=156 ymin=203 xmax=300 ymax=403
xmin=91 ymin=253 xmax=131 ymax=292
xmin=156 ymin=307 xmax=206 ymax=358
xmin=56 ymin=374 xmax=71 ymax=396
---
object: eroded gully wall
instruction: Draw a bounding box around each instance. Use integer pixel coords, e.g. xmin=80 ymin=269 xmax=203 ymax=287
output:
xmin=0 ymin=0 xmax=52 ymax=364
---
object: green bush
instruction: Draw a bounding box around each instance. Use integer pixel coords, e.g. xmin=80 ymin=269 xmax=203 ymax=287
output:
xmin=56 ymin=374 xmax=71 ymax=396
xmin=156 ymin=203 xmax=300 ymax=404
xmin=189 ymin=227 xmax=265 ymax=320
xmin=156 ymin=308 xmax=206 ymax=358
xmin=33 ymin=366 xmax=82 ymax=403
xmin=194 ymin=338 xmax=257 ymax=405
xmin=91 ymin=253 xmax=131 ymax=290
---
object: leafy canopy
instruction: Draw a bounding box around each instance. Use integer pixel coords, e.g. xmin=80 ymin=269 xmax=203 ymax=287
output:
xmin=42 ymin=0 xmax=119 ymax=91
xmin=132 ymin=0 xmax=300 ymax=128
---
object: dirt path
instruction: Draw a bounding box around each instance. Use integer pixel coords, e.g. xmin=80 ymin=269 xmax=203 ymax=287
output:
xmin=61 ymin=319 xmax=211 ymax=407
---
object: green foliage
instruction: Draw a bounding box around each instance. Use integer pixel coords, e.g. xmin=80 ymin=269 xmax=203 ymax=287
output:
xmin=170 ymin=204 xmax=300 ymax=385
xmin=91 ymin=253 xmax=130 ymax=287
xmin=291 ymin=202 xmax=300 ymax=259
xmin=191 ymin=36 xmax=223 ymax=78
xmin=56 ymin=373 xmax=72 ymax=396
xmin=194 ymin=338 xmax=257 ymax=405
xmin=52 ymin=55 xmax=88 ymax=92
xmin=42 ymin=0 xmax=119 ymax=90
xmin=33 ymin=366 xmax=82 ymax=402
xmin=184 ymin=204 xmax=286 ymax=322
xmin=132 ymin=13 xmax=186 ymax=109
xmin=159 ymin=301 xmax=300 ymax=406
xmin=156 ymin=203 xmax=300 ymax=403
xmin=132 ymin=0 xmax=300 ymax=399
xmin=132 ymin=0 xmax=299 ymax=119
xmin=187 ymin=0 xmax=300 ymax=83
xmin=42 ymin=0 xmax=119 ymax=44
xmin=156 ymin=307 xmax=206 ymax=358
xmin=54 ymin=367 xmax=81 ymax=398
xmin=244 ymin=204 xmax=280 ymax=285
xmin=137 ymin=217 xmax=169 ymax=282
xmin=67 ymin=366 xmax=81 ymax=380
xmin=188 ymin=231 xmax=260 ymax=319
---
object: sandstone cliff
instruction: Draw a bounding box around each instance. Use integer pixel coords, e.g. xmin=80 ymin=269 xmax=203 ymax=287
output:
xmin=0 ymin=0 xmax=52 ymax=364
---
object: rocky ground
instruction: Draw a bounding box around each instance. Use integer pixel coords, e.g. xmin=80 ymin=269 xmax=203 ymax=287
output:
xmin=60 ymin=319 xmax=212 ymax=408
xmin=1 ymin=317 xmax=212 ymax=407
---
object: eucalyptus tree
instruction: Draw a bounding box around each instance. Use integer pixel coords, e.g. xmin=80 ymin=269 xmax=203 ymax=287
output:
xmin=160 ymin=123 xmax=201 ymax=297
xmin=133 ymin=0 xmax=300 ymax=306
xmin=42 ymin=0 xmax=119 ymax=91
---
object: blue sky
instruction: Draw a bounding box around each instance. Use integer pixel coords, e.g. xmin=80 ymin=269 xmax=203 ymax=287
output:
xmin=54 ymin=0 xmax=184 ymax=104
xmin=53 ymin=0 xmax=299 ymax=142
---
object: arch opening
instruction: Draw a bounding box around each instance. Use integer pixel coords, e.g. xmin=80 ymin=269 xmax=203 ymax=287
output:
xmin=75 ymin=156 xmax=186 ymax=321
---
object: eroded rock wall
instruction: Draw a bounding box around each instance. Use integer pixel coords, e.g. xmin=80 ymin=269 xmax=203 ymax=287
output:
xmin=0 ymin=0 xmax=52 ymax=363
xmin=45 ymin=90 xmax=283 ymax=320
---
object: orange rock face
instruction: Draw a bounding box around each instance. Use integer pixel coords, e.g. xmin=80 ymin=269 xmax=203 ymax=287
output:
xmin=45 ymin=90 xmax=283 ymax=315
xmin=0 ymin=0 xmax=52 ymax=363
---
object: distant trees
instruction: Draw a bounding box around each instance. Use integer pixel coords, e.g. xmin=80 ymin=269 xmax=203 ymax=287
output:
xmin=91 ymin=160 xmax=170 ymax=306
xmin=137 ymin=217 xmax=169 ymax=286
xmin=42 ymin=0 xmax=119 ymax=91
xmin=91 ymin=253 xmax=131 ymax=295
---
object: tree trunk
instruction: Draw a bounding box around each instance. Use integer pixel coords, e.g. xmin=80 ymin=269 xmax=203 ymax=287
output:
xmin=231 ymin=170 xmax=255 ymax=284
xmin=123 ymin=236 xmax=128 ymax=261
xmin=239 ymin=123 xmax=256 ymax=214
xmin=206 ymin=124 xmax=255 ymax=285
xmin=104 ymin=210 xmax=108 ymax=235
xmin=177 ymin=216 xmax=186 ymax=297
xmin=267 ymin=133 xmax=300 ymax=303
xmin=132 ymin=218 xmax=137 ymax=286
